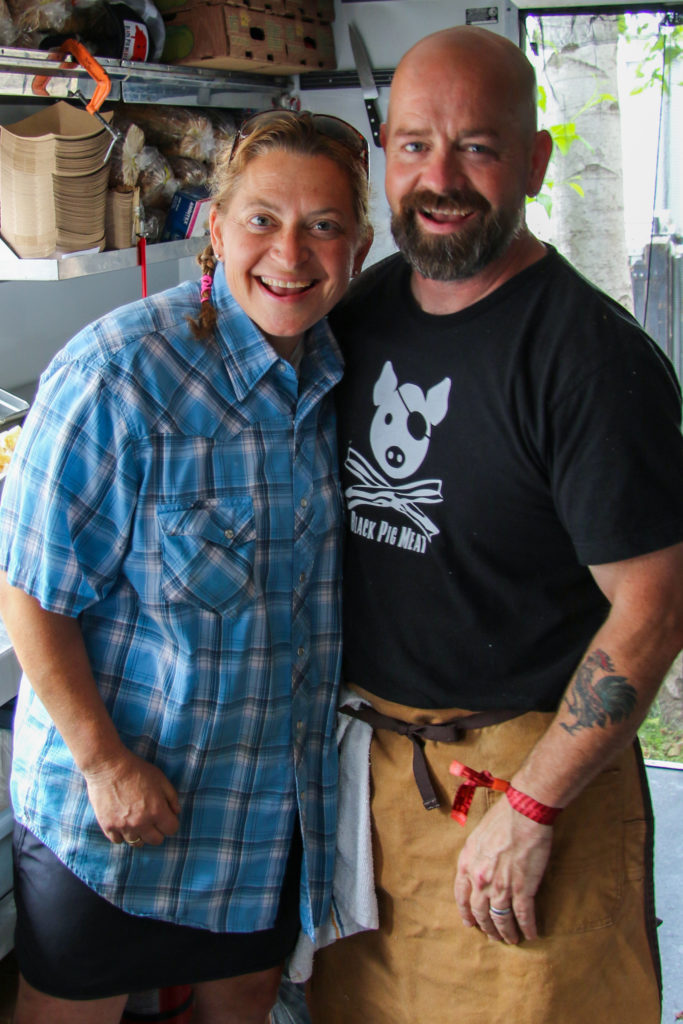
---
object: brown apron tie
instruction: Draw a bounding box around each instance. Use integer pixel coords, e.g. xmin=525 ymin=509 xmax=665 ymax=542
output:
xmin=339 ymin=704 xmax=524 ymax=810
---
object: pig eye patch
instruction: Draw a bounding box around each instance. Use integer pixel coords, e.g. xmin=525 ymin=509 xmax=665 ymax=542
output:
xmin=407 ymin=411 xmax=429 ymax=441
xmin=395 ymin=387 xmax=431 ymax=441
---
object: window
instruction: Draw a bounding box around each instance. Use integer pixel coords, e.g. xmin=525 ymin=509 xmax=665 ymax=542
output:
xmin=522 ymin=9 xmax=683 ymax=378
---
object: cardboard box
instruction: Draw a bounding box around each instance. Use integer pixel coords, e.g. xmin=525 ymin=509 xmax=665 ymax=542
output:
xmin=156 ymin=0 xmax=287 ymax=14
xmin=284 ymin=0 xmax=334 ymax=21
xmin=230 ymin=0 xmax=288 ymax=15
xmin=162 ymin=6 xmax=335 ymax=71
xmin=225 ymin=0 xmax=333 ymax=18
xmin=161 ymin=187 xmax=211 ymax=242
xmin=162 ymin=5 xmax=289 ymax=70
xmin=283 ymin=16 xmax=335 ymax=68
xmin=155 ymin=0 xmax=208 ymax=15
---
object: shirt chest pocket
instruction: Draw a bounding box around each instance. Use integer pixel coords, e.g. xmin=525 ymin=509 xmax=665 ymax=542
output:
xmin=157 ymin=498 xmax=256 ymax=618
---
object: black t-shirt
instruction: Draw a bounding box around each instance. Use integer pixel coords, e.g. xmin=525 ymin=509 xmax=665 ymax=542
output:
xmin=331 ymin=248 xmax=683 ymax=711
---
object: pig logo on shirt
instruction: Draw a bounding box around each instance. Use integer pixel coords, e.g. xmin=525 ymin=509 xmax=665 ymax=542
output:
xmin=346 ymin=361 xmax=452 ymax=543
xmin=370 ymin=361 xmax=451 ymax=478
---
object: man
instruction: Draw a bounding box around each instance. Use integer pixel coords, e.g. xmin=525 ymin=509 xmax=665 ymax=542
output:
xmin=309 ymin=25 xmax=683 ymax=1024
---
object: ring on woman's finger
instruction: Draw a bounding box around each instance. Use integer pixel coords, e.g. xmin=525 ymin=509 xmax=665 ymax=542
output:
xmin=489 ymin=905 xmax=513 ymax=917
xmin=124 ymin=836 xmax=144 ymax=847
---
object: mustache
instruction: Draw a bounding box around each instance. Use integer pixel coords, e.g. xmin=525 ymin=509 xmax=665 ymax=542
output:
xmin=399 ymin=188 xmax=491 ymax=217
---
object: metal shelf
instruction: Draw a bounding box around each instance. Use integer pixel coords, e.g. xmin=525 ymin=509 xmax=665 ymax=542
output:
xmin=298 ymin=67 xmax=394 ymax=91
xmin=0 ymin=234 xmax=206 ymax=281
xmin=0 ymin=46 xmax=293 ymax=108
xmin=0 ymin=48 xmax=293 ymax=280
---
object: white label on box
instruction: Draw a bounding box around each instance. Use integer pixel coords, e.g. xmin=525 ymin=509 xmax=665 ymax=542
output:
xmin=121 ymin=20 xmax=151 ymax=62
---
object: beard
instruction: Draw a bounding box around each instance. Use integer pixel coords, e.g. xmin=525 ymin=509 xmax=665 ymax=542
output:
xmin=390 ymin=188 xmax=524 ymax=282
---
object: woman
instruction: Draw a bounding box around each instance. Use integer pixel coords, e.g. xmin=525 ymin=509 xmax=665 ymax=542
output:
xmin=0 ymin=110 xmax=372 ymax=1024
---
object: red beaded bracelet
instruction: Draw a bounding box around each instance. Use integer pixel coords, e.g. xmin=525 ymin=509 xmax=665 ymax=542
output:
xmin=506 ymin=785 xmax=562 ymax=825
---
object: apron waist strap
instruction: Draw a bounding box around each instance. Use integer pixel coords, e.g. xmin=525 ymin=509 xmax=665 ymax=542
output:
xmin=339 ymin=704 xmax=524 ymax=810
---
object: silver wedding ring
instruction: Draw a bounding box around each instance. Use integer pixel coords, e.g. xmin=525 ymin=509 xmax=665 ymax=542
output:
xmin=489 ymin=905 xmax=512 ymax=917
xmin=125 ymin=836 xmax=144 ymax=847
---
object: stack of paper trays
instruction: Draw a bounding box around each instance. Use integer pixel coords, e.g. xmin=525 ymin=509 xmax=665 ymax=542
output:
xmin=105 ymin=187 xmax=136 ymax=250
xmin=0 ymin=102 xmax=114 ymax=259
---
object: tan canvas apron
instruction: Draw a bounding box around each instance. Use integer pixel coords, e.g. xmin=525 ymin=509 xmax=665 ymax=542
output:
xmin=309 ymin=709 xmax=660 ymax=1024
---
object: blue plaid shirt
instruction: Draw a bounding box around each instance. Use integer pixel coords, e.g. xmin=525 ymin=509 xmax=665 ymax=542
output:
xmin=0 ymin=263 xmax=343 ymax=937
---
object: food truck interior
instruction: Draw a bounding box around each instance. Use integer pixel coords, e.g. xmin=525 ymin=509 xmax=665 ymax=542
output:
xmin=0 ymin=0 xmax=681 ymax=1018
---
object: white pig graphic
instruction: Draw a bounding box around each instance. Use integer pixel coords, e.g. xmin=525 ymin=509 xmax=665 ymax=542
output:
xmin=370 ymin=361 xmax=451 ymax=479
xmin=345 ymin=361 xmax=452 ymax=542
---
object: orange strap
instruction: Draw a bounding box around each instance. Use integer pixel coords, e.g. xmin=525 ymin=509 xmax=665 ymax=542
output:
xmin=449 ymin=759 xmax=509 ymax=824
xmin=449 ymin=760 xmax=562 ymax=825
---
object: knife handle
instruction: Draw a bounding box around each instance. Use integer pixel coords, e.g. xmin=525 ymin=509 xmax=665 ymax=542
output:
xmin=364 ymin=98 xmax=382 ymax=148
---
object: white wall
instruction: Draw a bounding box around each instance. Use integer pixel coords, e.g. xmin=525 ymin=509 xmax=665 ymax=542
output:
xmin=0 ymin=262 xmax=192 ymax=399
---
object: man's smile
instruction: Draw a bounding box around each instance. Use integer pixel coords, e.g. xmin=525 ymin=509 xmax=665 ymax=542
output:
xmin=419 ymin=204 xmax=476 ymax=224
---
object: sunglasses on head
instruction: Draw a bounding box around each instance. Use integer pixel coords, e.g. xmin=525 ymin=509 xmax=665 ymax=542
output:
xmin=228 ymin=109 xmax=370 ymax=177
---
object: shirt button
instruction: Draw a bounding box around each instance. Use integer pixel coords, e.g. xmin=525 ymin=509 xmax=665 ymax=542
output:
xmin=299 ymin=572 xmax=306 ymax=584
xmin=297 ymin=646 xmax=305 ymax=657
xmin=224 ymin=528 xmax=234 ymax=539
xmin=300 ymin=498 xmax=308 ymax=508
xmin=278 ymin=362 xmax=287 ymax=372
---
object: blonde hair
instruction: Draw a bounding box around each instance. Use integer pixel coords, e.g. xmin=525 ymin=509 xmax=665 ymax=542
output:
xmin=189 ymin=111 xmax=372 ymax=341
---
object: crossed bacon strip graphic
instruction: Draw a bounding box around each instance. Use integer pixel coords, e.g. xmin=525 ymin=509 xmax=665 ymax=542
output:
xmin=345 ymin=447 xmax=443 ymax=541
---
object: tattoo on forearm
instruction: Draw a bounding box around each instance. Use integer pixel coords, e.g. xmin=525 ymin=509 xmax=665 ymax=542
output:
xmin=561 ymin=648 xmax=637 ymax=735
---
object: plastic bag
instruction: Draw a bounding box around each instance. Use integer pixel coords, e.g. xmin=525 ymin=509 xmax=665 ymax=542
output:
xmin=108 ymin=115 xmax=145 ymax=189
xmin=0 ymin=0 xmax=19 ymax=44
xmin=138 ymin=204 xmax=166 ymax=243
xmin=136 ymin=145 xmax=178 ymax=208
xmin=6 ymin=0 xmax=70 ymax=33
xmin=207 ymin=108 xmax=238 ymax=153
xmin=36 ymin=0 xmax=159 ymax=59
xmin=123 ymin=104 xmax=216 ymax=163
xmin=167 ymin=155 xmax=209 ymax=191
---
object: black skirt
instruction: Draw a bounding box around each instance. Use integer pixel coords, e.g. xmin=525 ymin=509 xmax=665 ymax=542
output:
xmin=12 ymin=823 xmax=302 ymax=1000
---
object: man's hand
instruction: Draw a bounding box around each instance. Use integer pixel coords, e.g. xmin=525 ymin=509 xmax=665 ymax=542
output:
xmin=83 ymin=748 xmax=181 ymax=847
xmin=453 ymin=543 xmax=683 ymax=946
xmin=454 ymin=796 xmax=553 ymax=944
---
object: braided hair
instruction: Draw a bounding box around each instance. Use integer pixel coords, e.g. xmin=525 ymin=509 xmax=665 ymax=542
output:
xmin=188 ymin=243 xmax=219 ymax=341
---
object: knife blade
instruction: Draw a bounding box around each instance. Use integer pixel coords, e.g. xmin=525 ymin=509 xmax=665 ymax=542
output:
xmin=349 ymin=23 xmax=382 ymax=147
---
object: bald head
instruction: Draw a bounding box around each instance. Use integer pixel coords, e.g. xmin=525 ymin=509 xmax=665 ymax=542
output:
xmin=389 ymin=26 xmax=539 ymax=141
xmin=381 ymin=25 xmax=552 ymax=296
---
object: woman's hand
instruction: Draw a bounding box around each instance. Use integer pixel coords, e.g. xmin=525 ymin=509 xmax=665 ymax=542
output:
xmin=83 ymin=749 xmax=181 ymax=846
xmin=0 ymin=578 xmax=181 ymax=848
